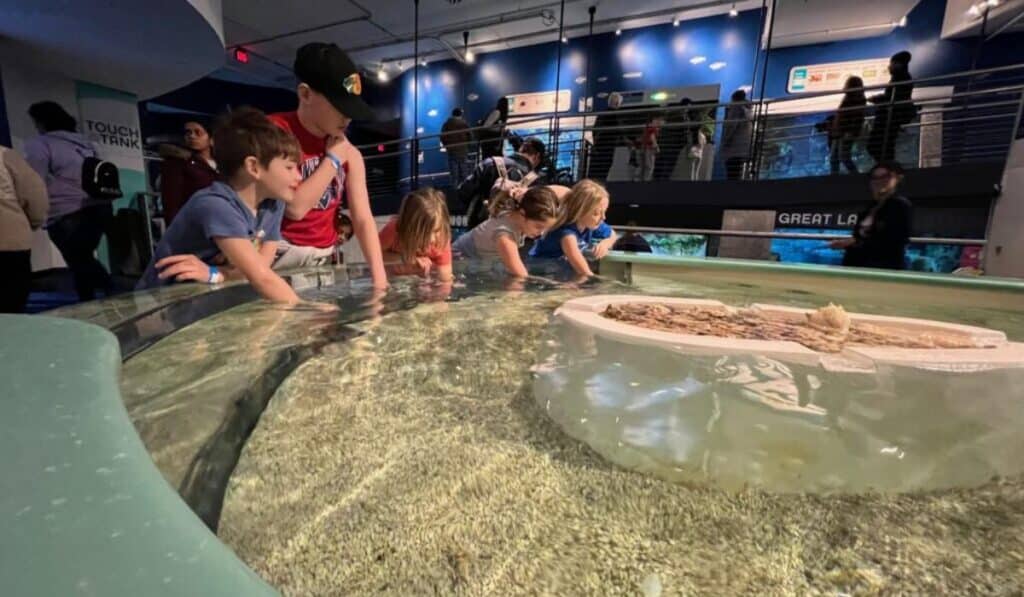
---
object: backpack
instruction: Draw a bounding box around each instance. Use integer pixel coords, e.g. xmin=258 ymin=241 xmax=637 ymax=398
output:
xmin=491 ymin=158 xmax=539 ymax=197
xmin=81 ymin=156 xmax=123 ymax=200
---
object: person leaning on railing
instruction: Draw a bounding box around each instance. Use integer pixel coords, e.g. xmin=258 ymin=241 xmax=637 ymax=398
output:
xmin=441 ymin=108 xmax=473 ymax=188
xmin=830 ymin=161 xmax=912 ymax=270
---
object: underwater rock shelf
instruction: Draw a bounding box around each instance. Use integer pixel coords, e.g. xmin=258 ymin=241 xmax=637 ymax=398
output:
xmin=534 ymin=295 xmax=1024 ymax=494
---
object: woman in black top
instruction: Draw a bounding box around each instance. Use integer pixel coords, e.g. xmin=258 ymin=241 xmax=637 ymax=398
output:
xmin=831 ymin=161 xmax=912 ymax=270
xmin=830 ymin=76 xmax=866 ymax=175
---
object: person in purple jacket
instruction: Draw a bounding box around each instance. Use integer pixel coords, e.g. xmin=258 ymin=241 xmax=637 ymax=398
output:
xmin=24 ymin=101 xmax=114 ymax=301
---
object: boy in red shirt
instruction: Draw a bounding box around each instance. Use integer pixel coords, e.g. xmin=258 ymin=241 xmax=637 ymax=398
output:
xmin=270 ymin=43 xmax=388 ymax=289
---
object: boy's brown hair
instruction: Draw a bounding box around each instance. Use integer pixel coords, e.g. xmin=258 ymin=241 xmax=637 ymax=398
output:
xmin=212 ymin=106 xmax=301 ymax=177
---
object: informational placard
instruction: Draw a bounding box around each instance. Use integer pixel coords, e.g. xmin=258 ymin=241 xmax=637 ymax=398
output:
xmin=507 ymin=89 xmax=572 ymax=116
xmin=787 ymin=58 xmax=891 ymax=94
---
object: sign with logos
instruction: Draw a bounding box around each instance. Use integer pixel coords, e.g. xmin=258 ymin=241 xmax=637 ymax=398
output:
xmin=507 ymin=89 xmax=572 ymax=116
xmin=787 ymin=58 xmax=890 ymax=94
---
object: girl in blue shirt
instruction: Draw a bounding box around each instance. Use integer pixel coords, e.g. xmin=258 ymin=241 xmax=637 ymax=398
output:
xmin=529 ymin=179 xmax=617 ymax=276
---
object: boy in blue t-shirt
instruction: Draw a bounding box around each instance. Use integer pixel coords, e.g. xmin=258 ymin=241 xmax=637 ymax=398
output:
xmin=138 ymin=108 xmax=303 ymax=303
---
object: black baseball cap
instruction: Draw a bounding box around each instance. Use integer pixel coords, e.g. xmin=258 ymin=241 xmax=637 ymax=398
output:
xmin=294 ymin=42 xmax=375 ymax=121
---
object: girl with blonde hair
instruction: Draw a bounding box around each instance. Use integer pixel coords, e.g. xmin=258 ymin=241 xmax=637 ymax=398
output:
xmin=378 ymin=187 xmax=453 ymax=280
xmin=528 ymin=179 xmax=617 ymax=276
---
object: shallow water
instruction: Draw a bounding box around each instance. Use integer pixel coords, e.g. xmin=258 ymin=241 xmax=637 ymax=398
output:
xmin=148 ymin=266 xmax=1024 ymax=595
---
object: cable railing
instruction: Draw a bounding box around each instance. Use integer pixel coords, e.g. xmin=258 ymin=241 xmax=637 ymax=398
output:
xmin=357 ymin=63 xmax=1024 ymax=197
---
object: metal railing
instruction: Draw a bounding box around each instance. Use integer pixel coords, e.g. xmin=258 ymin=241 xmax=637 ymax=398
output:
xmin=357 ymin=63 xmax=1024 ymax=198
xmin=615 ymin=225 xmax=986 ymax=246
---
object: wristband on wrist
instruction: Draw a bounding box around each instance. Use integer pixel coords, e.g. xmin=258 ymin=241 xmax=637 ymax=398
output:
xmin=208 ymin=265 xmax=223 ymax=285
xmin=324 ymin=152 xmax=342 ymax=171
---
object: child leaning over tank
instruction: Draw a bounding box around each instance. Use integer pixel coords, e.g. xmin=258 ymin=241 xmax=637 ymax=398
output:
xmin=378 ymin=187 xmax=453 ymax=281
xmin=452 ymin=185 xmax=560 ymax=277
xmin=528 ymin=179 xmax=618 ymax=277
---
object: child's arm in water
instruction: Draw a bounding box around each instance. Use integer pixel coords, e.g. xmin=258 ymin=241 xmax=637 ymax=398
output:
xmin=560 ymin=234 xmax=594 ymax=277
xmin=496 ymin=234 xmax=529 ymax=277
xmin=344 ymin=145 xmax=389 ymax=290
xmin=214 ymin=237 xmax=300 ymax=303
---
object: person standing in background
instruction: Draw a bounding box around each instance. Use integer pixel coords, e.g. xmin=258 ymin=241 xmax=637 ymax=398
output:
xmin=0 ymin=145 xmax=49 ymax=313
xmin=24 ymin=101 xmax=115 ymax=301
xmin=159 ymin=119 xmax=218 ymax=224
xmin=720 ymin=89 xmax=753 ymax=180
xmin=868 ymin=51 xmax=915 ymax=165
xmin=830 ymin=76 xmax=867 ymax=175
xmin=830 ymin=161 xmax=912 ymax=270
xmin=268 ymin=42 xmax=387 ymax=289
xmin=440 ymin=108 xmax=472 ymax=187
xmin=635 ymin=114 xmax=661 ymax=182
xmin=479 ymin=97 xmax=509 ymax=158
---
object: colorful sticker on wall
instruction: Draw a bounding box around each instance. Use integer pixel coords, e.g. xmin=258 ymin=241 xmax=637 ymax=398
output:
xmin=787 ymin=58 xmax=890 ymax=94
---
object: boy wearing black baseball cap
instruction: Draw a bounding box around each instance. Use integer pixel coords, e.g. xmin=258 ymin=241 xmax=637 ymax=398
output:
xmin=269 ymin=42 xmax=387 ymax=289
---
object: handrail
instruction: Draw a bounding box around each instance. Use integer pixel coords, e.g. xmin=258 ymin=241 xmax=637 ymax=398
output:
xmin=615 ymin=225 xmax=986 ymax=246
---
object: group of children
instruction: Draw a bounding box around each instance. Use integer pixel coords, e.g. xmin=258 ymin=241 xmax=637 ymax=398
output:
xmin=140 ymin=43 xmax=617 ymax=305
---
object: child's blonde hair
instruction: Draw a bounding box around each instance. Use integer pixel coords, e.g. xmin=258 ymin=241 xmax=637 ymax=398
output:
xmin=552 ymin=179 xmax=609 ymax=230
xmin=488 ymin=186 xmax=560 ymax=222
xmin=395 ymin=187 xmax=451 ymax=264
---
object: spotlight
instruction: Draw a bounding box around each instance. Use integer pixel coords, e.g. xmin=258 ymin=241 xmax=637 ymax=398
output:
xmin=420 ymin=58 xmax=428 ymax=67
xmin=673 ymin=18 xmax=680 ymax=27
xmin=729 ymin=8 xmax=739 ymax=17
xmin=465 ymin=49 xmax=475 ymax=63
xmin=615 ymin=28 xmax=622 ymax=36
xmin=562 ymin=36 xmax=569 ymax=43
xmin=377 ymin=67 xmax=389 ymax=82
xmin=898 ymin=15 xmax=908 ymax=27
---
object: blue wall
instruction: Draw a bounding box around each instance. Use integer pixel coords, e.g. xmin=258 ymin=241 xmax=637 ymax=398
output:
xmin=396 ymin=0 xmax=1024 ymax=178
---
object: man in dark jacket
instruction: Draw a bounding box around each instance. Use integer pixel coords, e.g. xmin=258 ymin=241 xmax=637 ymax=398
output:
xmin=457 ymin=137 xmax=545 ymax=228
xmin=441 ymin=108 xmax=472 ymax=188
xmin=867 ymin=51 xmax=915 ymax=164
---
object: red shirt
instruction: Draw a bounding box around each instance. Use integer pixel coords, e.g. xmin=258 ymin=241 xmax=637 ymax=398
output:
xmin=269 ymin=111 xmax=346 ymax=248
xmin=378 ymin=217 xmax=452 ymax=267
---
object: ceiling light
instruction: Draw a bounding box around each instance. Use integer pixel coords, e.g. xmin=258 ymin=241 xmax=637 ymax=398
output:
xmin=562 ymin=36 xmax=569 ymax=43
xmin=377 ymin=67 xmax=389 ymax=82
xmin=465 ymin=49 xmax=475 ymax=63
xmin=709 ymin=61 xmax=726 ymax=70
xmin=729 ymin=8 xmax=739 ymax=17
xmin=689 ymin=56 xmax=706 ymax=64
xmin=420 ymin=59 xmax=428 ymax=67
xmin=673 ymin=18 xmax=680 ymax=27
xmin=898 ymin=16 xmax=908 ymax=27
xmin=615 ymin=28 xmax=622 ymax=36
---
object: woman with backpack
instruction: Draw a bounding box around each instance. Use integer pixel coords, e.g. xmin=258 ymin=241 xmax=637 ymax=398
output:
xmin=24 ymin=101 xmax=115 ymax=301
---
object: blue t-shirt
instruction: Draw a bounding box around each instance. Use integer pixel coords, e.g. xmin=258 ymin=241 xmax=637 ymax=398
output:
xmin=138 ymin=182 xmax=284 ymax=289
xmin=529 ymin=221 xmax=614 ymax=259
